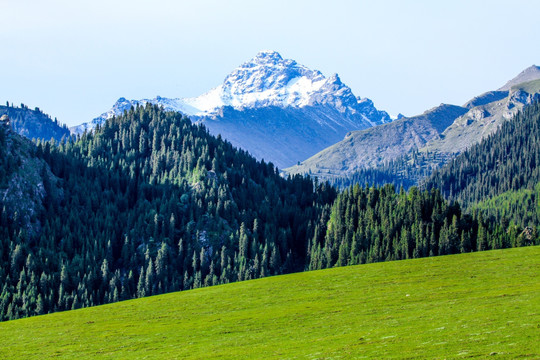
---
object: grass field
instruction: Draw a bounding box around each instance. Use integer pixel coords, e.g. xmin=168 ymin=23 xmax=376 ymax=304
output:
xmin=1 ymin=246 xmax=539 ymax=359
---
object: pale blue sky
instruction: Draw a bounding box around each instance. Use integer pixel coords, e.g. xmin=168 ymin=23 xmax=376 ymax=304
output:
xmin=2 ymin=0 xmax=540 ymax=126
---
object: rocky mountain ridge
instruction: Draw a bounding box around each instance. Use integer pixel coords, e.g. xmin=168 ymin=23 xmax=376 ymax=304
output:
xmin=286 ymin=65 xmax=540 ymax=179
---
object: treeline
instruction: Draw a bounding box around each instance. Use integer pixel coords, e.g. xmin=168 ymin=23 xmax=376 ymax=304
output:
xmin=306 ymin=184 xmax=537 ymax=271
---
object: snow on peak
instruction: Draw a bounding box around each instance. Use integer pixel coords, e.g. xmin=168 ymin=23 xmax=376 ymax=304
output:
xmin=73 ymin=51 xmax=391 ymax=135
xmin=182 ymin=50 xmax=361 ymax=115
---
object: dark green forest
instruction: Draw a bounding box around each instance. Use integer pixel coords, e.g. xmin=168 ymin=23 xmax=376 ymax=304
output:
xmin=0 ymin=102 xmax=538 ymax=321
xmin=306 ymin=184 xmax=536 ymax=272
xmin=306 ymin=101 xmax=540 ymax=273
xmin=0 ymin=105 xmax=335 ymax=320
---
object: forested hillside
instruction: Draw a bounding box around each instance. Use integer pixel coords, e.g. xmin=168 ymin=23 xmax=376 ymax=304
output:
xmin=306 ymin=184 xmax=537 ymax=272
xmin=307 ymin=102 xmax=540 ymax=272
xmin=0 ymin=104 xmax=335 ymax=321
xmin=474 ymin=184 xmax=540 ymax=228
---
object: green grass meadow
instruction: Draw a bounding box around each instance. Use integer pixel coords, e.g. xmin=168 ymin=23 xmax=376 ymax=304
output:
xmin=1 ymin=246 xmax=539 ymax=359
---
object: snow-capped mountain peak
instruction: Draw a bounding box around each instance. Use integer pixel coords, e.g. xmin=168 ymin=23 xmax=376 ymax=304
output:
xmin=183 ymin=50 xmax=360 ymax=114
xmin=74 ymin=51 xmax=385 ymax=134
xmin=71 ymin=51 xmax=391 ymax=169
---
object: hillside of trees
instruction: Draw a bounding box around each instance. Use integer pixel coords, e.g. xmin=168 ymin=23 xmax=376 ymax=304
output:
xmin=310 ymin=101 xmax=540 ymax=273
xmin=306 ymin=184 xmax=537 ymax=272
xmin=0 ymin=103 xmax=70 ymax=142
xmin=0 ymin=104 xmax=335 ymax=320
xmin=473 ymin=184 xmax=540 ymax=228
xmin=1 ymin=102 xmax=538 ymax=322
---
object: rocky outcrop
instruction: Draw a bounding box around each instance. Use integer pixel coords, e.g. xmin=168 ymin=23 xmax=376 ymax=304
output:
xmin=0 ymin=122 xmax=62 ymax=238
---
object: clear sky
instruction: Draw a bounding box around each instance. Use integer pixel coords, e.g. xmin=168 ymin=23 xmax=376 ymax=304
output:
xmin=2 ymin=0 xmax=540 ymax=126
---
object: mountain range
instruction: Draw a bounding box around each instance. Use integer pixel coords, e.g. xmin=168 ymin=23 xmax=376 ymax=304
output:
xmin=6 ymin=54 xmax=540 ymax=185
xmin=72 ymin=51 xmax=391 ymax=168
xmin=286 ymin=65 xmax=540 ymax=178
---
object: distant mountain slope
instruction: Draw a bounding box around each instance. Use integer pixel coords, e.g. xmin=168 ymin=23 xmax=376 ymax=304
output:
xmin=194 ymin=104 xmax=386 ymax=168
xmin=425 ymin=80 xmax=540 ymax=154
xmin=426 ymin=100 xmax=540 ymax=211
xmin=287 ymin=64 xmax=540 ymax=179
xmin=286 ymin=104 xmax=467 ymax=177
xmin=74 ymin=51 xmax=390 ymax=168
xmin=0 ymin=104 xmax=70 ymax=141
xmin=499 ymin=65 xmax=540 ymax=90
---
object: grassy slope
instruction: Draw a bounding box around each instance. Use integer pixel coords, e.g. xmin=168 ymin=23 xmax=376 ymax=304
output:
xmin=1 ymin=247 xmax=539 ymax=359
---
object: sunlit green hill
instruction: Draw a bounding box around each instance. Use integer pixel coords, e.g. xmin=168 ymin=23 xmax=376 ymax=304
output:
xmin=1 ymin=246 xmax=538 ymax=359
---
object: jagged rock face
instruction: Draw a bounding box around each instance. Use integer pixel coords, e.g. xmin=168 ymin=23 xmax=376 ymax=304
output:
xmin=219 ymin=51 xmax=326 ymax=107
xmin=428 ymin=83 xmax=540 ymax=155
xmin=73 ymin=51 xmax=391 ymax=168
xmin=184 ymin=50 xmax=378 ymax=115
xmin=215 ymin=52 xmax=362 ymax=112
xmin=510 ymin=89 xmax=531 ymax=105
xmin=0 ymin=124 xmax=62 ymax=237
xmin=469 ymin=108 xmax=490 ymax=121
xmin=78 ymin=51 xmax=390 ymax=122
